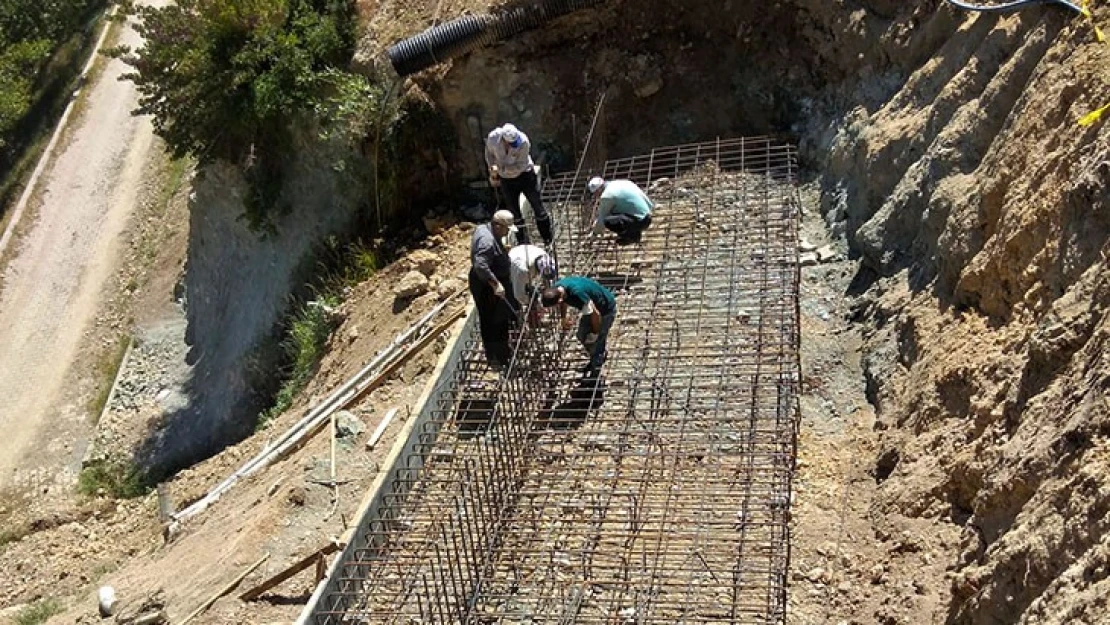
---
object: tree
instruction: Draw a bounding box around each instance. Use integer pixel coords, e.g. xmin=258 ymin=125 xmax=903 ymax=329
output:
xmin=113 ymin=0 xmax=359 ymax=163
xmin=0 ymin=40 xmax=52 ymax=147
xmin=0 ymin=0 xmax=105 ymax=154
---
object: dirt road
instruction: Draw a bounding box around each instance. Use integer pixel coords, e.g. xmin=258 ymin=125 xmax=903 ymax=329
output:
xmin=0 ymin=11 xmax=156 ymax=492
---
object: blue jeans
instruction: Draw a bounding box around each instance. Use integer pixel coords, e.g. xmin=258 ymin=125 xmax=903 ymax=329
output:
xmin=577 ymin=311 xmax=615 ymax=369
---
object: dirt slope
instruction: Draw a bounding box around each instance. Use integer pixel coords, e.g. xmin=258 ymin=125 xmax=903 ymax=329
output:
xmin=795 ymin=2 xmax=1110 ymax=623
xmin=6 ymin=2 xmax=1110 ymax=624
xmin=0 ymin=226 xmax=471 ymax=624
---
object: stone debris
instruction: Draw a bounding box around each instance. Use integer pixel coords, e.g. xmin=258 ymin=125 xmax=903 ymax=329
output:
xmin=394 ymin=271 xmax=431 ymax=299
xmin=406 ymin=249 xmax=439 ymax=276
xmin=436 ymin=278 xmax=465 ymax=300
xmin=870 ymin=563 xmax=887 ymax=585
xmin=816 ymin=245 xmax=839 ymax=263
xmin=334 ymin=410 xmax=365 ymax=439
xmin=99 ymin=585 xmax=117 ymax=616
xmin=111 ymin=591 xmax=167 ymax=624
xmin=422 ymin=210 xmax=458 ymax=236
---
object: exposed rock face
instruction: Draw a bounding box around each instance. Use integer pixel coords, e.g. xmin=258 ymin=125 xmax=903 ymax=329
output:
xmin=805 ymin=4 xmax=1110 ymax=624
xmin=145 ymin=134 xmax=369 ymax=475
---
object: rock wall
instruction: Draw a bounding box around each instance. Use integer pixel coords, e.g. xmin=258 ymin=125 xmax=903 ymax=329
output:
xmin=421 ymin=0 xmax=832 ymax=179
xmin=142 ymin=134 xmax=370 ymax=475
xmin=807 ymin=3 xmax=1110 ymax=623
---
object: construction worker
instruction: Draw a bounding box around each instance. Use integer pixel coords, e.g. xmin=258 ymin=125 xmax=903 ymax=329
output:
xmin=486 ymin=123 xmax=554 ymax=246
xmin=508 ymin=244 xmax=558 ymax=311
xmin=541 ymin=276 xmax=616 ymax=373
xmin=587 ymin=177 xmax=654 ymax=244
xmin=470 ymin=210 xmax=521 ymax=370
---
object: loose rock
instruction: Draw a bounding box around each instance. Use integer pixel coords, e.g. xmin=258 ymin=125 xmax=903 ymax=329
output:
xmin=395 ymin=271 xmax=431 ymax=299
xmin=335 ymin=411 xmax=365 ymax=439
xmin=407 ymin=250 xmax=439 ymax=276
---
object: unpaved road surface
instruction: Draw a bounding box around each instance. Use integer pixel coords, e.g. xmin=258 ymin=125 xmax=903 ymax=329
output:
xmin=0 ymin=11 xmax=156 ymax=492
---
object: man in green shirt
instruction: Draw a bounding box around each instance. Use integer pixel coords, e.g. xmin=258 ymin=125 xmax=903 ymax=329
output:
xmin=540 ymin=276 xmax=616 ymax=373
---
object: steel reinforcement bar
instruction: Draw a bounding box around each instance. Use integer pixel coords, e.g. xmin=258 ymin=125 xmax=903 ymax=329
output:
xmin=307 ymin=136 xmax=801 ymax=624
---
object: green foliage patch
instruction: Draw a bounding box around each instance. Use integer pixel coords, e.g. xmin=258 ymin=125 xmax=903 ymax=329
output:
xmin=111 ymin=0 xmax=387 ymax=228
xmin=14 ymin=598 xmax=62 ymax=625
xmin=78 ymin=458 xmax=150 ymax=499
xmin=256 ymin=238 xmax=383 ymax=428
xmin=0 ymin=0 xmax=108 ymax=209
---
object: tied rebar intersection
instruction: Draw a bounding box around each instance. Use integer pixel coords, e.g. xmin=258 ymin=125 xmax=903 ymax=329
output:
xmin=311 ymin=137 xmax=801 ymax=624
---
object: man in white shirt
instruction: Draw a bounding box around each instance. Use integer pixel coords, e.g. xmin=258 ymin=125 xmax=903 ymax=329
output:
xmin=588 ymin=177 xmax=654 ymax=245
xmin=486 ymin=123 xmax=554 ymax=246
xmin=507 ymin=244 xmax=558 ymax=310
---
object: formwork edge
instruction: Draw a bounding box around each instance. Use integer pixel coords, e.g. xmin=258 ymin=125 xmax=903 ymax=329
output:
xmin=296 ymin=308 xmax=475 ymax=625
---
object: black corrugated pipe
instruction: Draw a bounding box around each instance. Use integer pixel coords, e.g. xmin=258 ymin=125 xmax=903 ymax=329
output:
xmin=387 ymin=0 xmax=605 ymax=77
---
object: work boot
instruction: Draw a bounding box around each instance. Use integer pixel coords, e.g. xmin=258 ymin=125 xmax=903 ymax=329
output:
xmin=537 ymin=216 xmax=554 ymax=247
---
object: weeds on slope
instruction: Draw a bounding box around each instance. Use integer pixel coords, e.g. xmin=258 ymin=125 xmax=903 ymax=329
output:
xmin=86 ymin=335 xmax=131 ymax=424
xmin=77 ymin=457 xmax=149 ymax=499
xmin=0 ymin=525 xmax=28 ymax=548
xmin=14 ymin=598 xmax=62 ymax=625
xmin=256 ymin=237 xmax=384 ymax=429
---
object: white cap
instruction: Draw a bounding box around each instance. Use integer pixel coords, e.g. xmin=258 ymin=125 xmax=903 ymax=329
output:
xmin=491 ymin=209 xmax=518 ymax=232
xmin=501 ymin=124 xmax=521 ymax=146
xmin=587 ymin=177 xmax=606 ymax=194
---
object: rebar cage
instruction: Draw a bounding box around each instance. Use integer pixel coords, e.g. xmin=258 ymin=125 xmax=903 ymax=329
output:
xmin=310 ymin=137 xmax=801 ymax=624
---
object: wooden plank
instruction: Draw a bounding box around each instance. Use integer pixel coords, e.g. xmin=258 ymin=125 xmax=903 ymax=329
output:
xmin=239 ymin=543 xmax=342 ymax=602
xmin=276 ymin=305 xmax=466 ymax=459
xmin=366 ymin=408 xmax=400 ymax=451
xmin=180 ymin=553 xmax=269 ymax=624
xmin=173 ymin=292 xmax=464 ymax=524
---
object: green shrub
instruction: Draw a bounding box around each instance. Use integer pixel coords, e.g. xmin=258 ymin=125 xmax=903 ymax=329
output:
xmin=110 ymin=0 xmax=383 ymax=228
xmin=0 ymin=0 xmax=109 ymax=201
xmin=14 ymin=598 xmax=62 ymax=625
xmin=0 ymin=40 xmax=52 ymax=145
xmin=113 ymin=0 xmax=357 ymax=160
xmin=0 ymin=525 xmax=28 ymax=548
xmin=257 ymin=238 xmax=385 ymax=427
xmin=257 ymin=291 xmax=340 ymax=427
xmin=78 ymin=458 xmax=150 ymax=499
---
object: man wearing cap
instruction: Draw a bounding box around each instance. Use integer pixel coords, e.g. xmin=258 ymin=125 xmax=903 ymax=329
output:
xmin=486 ymin=123 xmax=554 ymax=246
xmin=470 ymin=210 xmax=521 ymax=369
xmin=508 ymin=244 xmax=558 ymax=312
xmin=588 ymin=177 xmax=654 ymax=244
xmin=540 ymin=276 xmax=616 ymax=373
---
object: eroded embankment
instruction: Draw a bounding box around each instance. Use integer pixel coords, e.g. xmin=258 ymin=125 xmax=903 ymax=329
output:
xmin=814 ymin=4 xmax=1110 ymax=624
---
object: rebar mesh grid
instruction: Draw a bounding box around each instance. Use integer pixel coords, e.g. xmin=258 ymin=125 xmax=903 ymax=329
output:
xmin=311 ymin=137 xmax=800 ymax=624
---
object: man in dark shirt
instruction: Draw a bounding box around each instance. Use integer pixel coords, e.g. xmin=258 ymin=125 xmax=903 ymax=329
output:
xmin=541 ymin=276 xmax=616 ymax=373
xmin=470 ymin=210 xmax=521 ymax=370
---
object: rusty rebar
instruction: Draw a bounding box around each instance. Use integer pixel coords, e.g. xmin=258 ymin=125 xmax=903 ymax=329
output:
xmin=312 ymin=135 xmax=801 ymax=624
